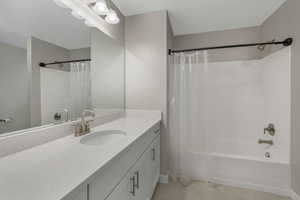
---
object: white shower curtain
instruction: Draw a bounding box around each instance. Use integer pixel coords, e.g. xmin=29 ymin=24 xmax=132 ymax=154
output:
xmin=169 ymin=51 xmax=208 ymax=185
xmin=70 ymin=62 xmax=92 ymax=120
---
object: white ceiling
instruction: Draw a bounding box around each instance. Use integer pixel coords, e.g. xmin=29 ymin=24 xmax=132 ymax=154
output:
xmin=0 ymin=0 xmax=90 ymax=49
xmin=112 ymin=0 xmax=286 ymax=36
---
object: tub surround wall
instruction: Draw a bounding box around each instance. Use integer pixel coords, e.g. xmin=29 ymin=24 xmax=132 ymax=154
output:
xmin=260 ymin=0 xmax=300 ymax=197
xmin=262 ymin=47 xmax=291 ymax=163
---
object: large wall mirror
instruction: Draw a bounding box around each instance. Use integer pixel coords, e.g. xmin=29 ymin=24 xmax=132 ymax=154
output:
xmin=0 ymin=0 xmax=125 ymax=135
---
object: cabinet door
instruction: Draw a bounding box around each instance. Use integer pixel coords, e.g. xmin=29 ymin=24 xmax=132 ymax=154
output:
xmin=105 ymin=173 xmax=132 ymax=200
xmin=131 ymin=149 xmax=152 ymax=200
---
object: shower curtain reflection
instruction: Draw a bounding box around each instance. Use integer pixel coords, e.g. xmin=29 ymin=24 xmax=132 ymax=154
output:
xmin=70 ymin=61 xmax=92 ymax=120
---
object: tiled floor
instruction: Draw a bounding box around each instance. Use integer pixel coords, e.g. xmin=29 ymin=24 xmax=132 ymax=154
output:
xmin=152 ymin=180 xmax=290 ymax=200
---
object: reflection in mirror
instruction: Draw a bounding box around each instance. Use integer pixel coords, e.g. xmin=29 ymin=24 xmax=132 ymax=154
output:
xmin=0 ymin=0 xmax=92 ymax=134
xmin=91 ymin=29 xmax=125 ymax=117
xmin=0 ymin=0 xmax=125 ymax=136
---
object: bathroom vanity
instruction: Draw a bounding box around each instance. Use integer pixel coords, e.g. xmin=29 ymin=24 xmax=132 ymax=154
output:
xmin=0 ymin=112 xmax=161 ymax=200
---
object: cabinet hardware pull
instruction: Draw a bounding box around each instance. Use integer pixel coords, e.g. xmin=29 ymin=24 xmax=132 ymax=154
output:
xmin=134 ymin=171 xmax=140 ymax=189
xmin=152 ymin=148 xmax=155 ymax=160
xmin=130 ymin=176 xmax=136 ymax=196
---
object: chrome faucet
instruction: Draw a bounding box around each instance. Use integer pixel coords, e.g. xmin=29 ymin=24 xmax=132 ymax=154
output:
xmin=73 ymin=109 xmax=95 ymax=137
xmin=258 ymin=139 xmax=274 ymax=145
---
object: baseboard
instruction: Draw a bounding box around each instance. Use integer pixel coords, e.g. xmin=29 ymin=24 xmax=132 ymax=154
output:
xmin=159 ymin=174 xmax=169 ymax=184
xmin=208 ymin=177 xmax=290 ymax=197
xmin=291 ymin=190 xmax=300 ymax=200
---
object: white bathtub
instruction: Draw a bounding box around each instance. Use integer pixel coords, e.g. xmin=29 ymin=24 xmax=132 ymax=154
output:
xmin=179 ymin=152 xmax=290 ymax=196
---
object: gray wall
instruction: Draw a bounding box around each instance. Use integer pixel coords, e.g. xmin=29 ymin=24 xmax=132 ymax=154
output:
xmin=174 ymin=26 xmax=262 ymax=62
xmin=0 ymin=42 xmax=29 ymax=133
xmin=261 ymin=0 xmax=300 ymax=195
xmin=166 ymin=13 xmax=174 ymax=174
xmin=125 ymin=11 xmax=169 ymax=174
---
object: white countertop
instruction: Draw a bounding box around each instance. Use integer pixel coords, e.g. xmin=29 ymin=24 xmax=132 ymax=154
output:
xmin=0 ymin=111 xmax=161 ymax=200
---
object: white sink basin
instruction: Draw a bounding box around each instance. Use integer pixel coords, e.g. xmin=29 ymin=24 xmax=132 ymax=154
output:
xmin=80 ymin=130 xmax=126 ymax=146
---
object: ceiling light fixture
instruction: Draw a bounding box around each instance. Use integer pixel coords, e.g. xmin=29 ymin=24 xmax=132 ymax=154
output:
xmin=105 ymin=9 xmax=120 ymax=24
xmin=53 ymin=0 xmax=120 ymax=27
xmin=93 ymin=0 xmax=109 ymax=15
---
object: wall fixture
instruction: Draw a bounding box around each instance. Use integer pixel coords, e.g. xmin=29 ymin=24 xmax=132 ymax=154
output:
xmin=53 ymin=0 xmax=120 ymax=26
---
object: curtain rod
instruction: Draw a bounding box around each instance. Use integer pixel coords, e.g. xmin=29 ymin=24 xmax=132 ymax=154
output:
xmin=168 ymin=38 xmax=293 ymax=55
xmin=39 ymin=59 xmax=91 ymax=67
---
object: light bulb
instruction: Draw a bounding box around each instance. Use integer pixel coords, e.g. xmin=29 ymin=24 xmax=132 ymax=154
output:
xmin=84 ymin=20 xmax=96 ymax=27
xmin=71 ymin=10 xmax=84 ymax=20
xmin=93 ymin=0 xmax=109 ymax=15
xmin=105 ymin=9 xmax=120 ymax=24
xmin=53 ymin=0 xmax=68 ymax=8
